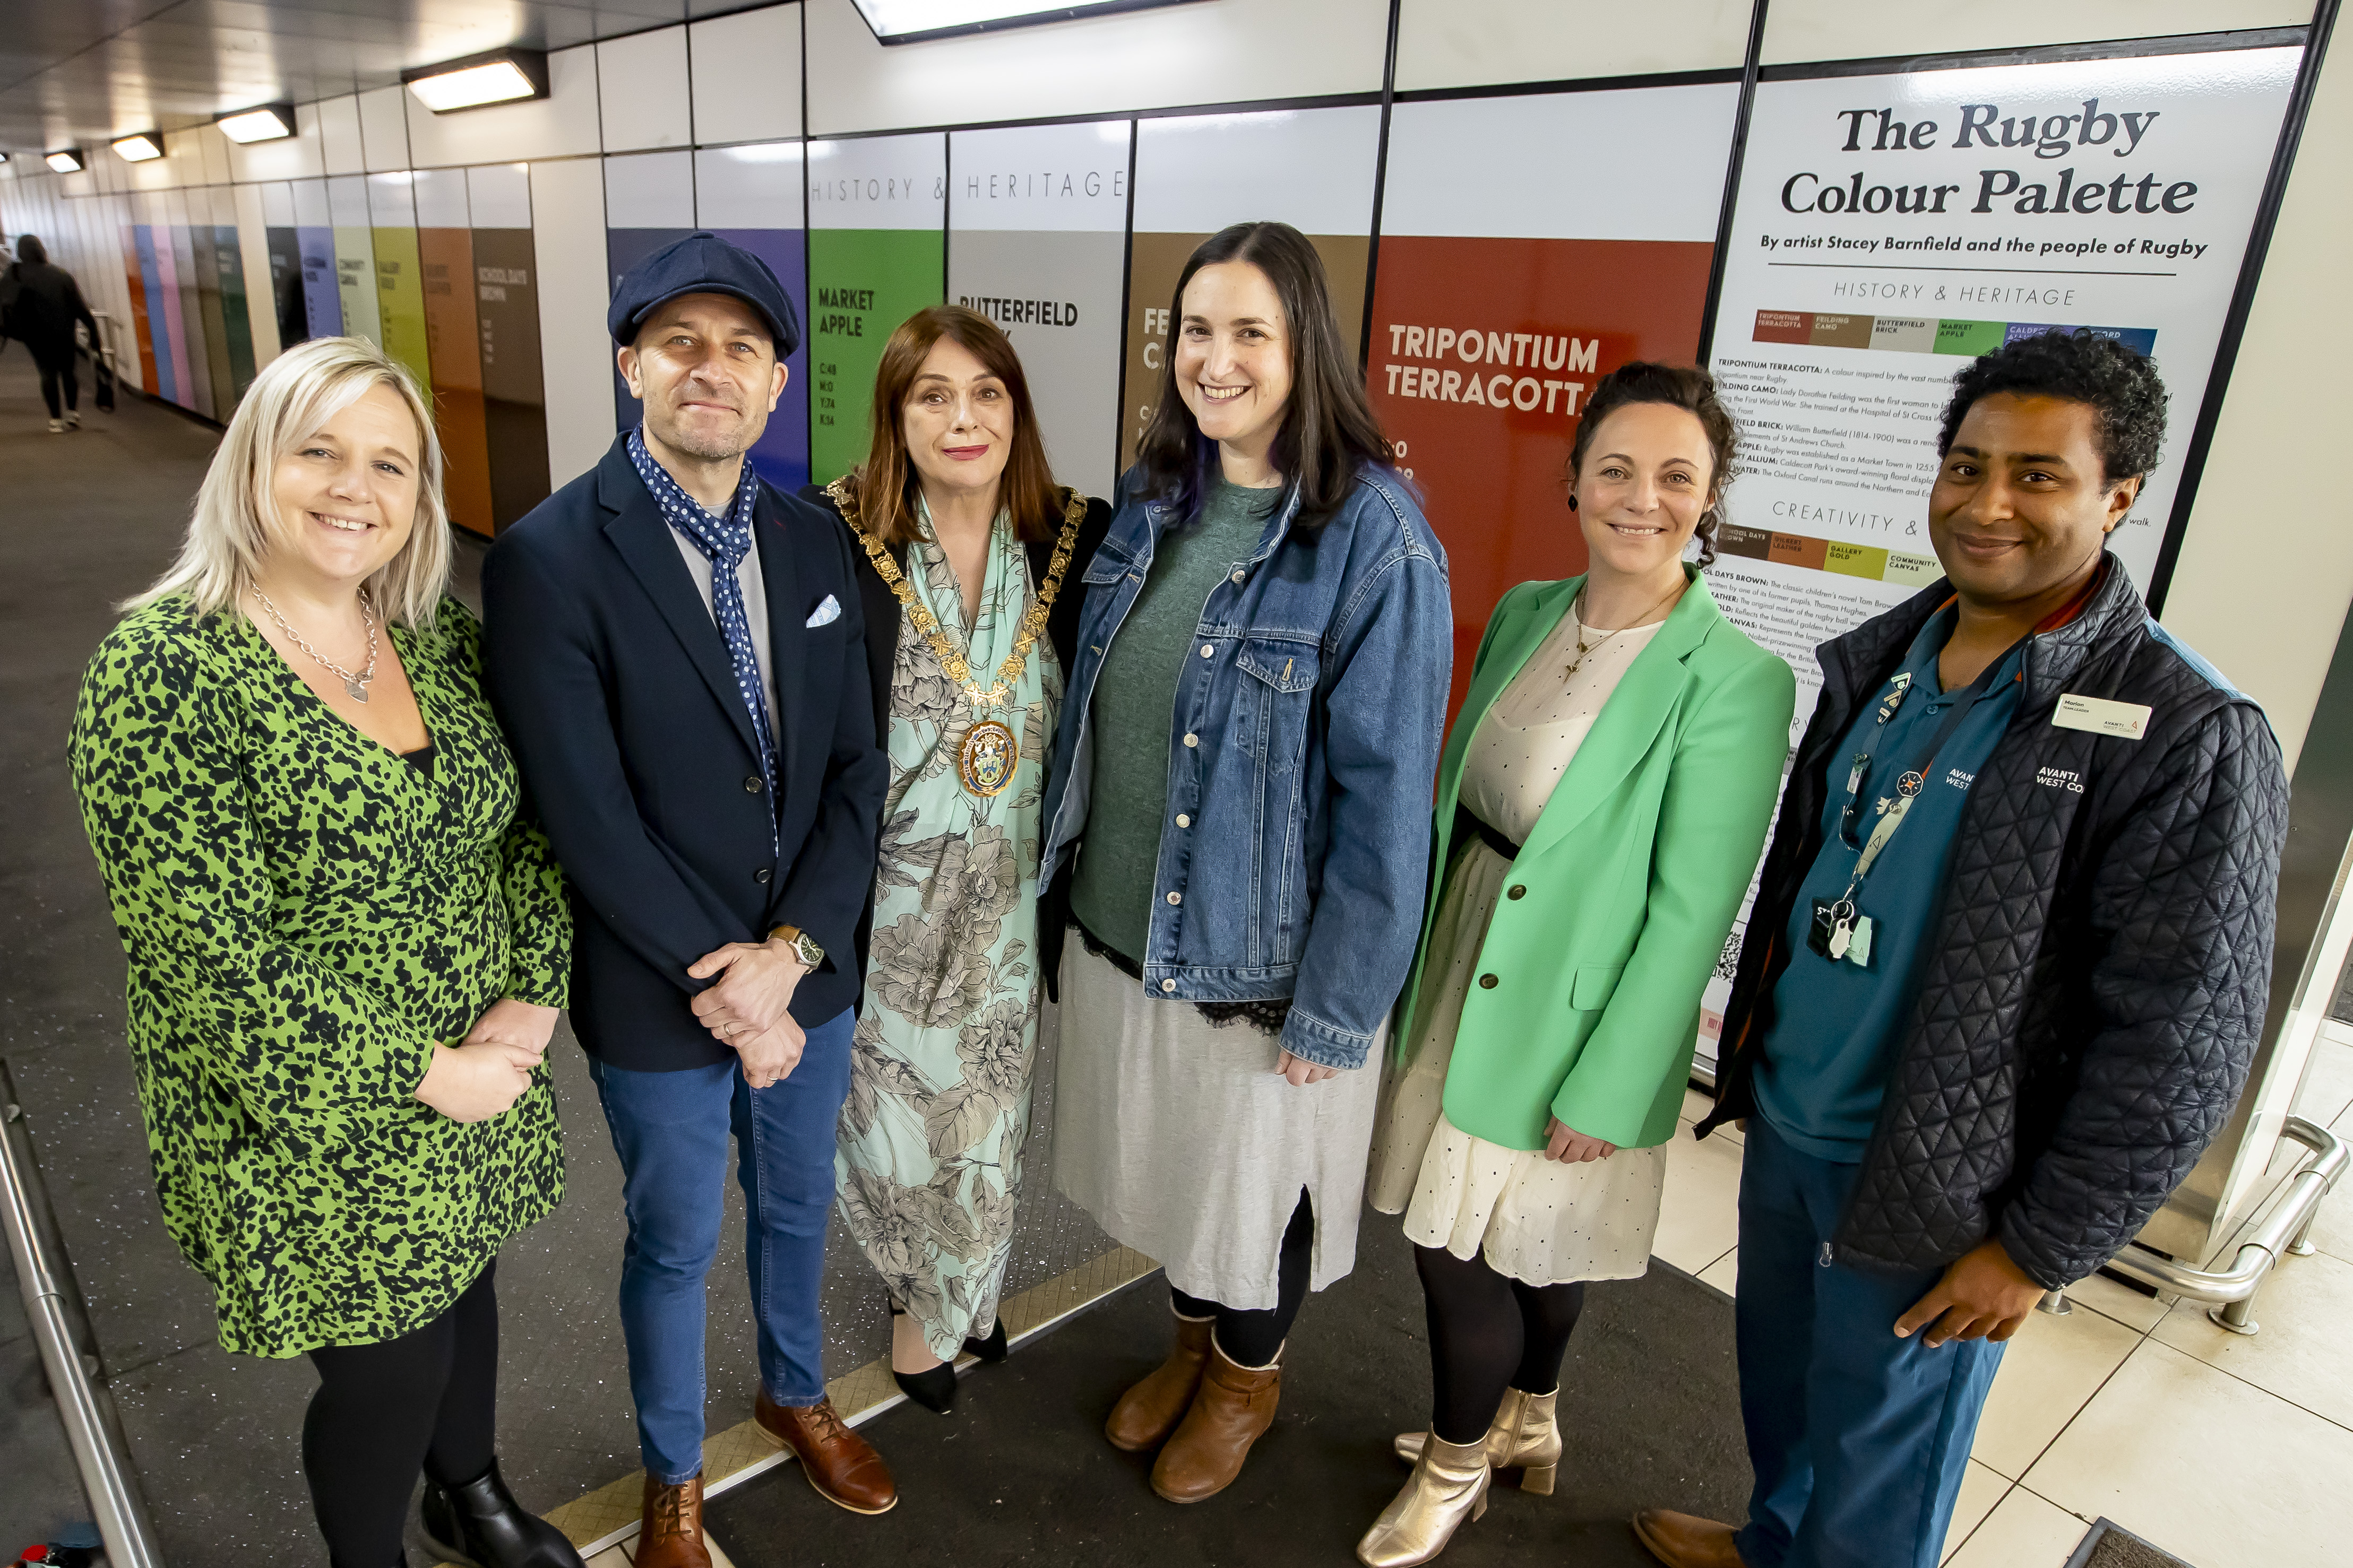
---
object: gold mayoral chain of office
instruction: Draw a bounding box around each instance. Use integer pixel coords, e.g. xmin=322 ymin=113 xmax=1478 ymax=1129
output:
xmin=825 ymin=475 xmax=1086 ymax=798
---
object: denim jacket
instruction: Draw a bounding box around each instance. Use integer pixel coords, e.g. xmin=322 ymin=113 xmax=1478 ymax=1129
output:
xmin=1040 ymin=463 xmax=1452 ymax=1070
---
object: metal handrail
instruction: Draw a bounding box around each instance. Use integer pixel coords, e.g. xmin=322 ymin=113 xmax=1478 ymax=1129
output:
xmin=0 ymin=1060 xmax=165 ymax=1568
xmin=2099 ymin=1115 xmax=2346 ymax=1335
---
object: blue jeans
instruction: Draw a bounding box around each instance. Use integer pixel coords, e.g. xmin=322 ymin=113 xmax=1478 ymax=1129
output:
xmin=587 ymin=1007 xmax=855 ymax=1484
xmin=1733 ymin=1116 xmax=2004 ymax=1568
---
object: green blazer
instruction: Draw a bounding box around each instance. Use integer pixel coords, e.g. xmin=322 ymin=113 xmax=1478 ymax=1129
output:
xmin=1399 ymin=569 xmax=1795 ymax=1153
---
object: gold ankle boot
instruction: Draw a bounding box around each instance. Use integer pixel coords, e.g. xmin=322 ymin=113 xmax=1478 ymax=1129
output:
xmin=1357 ymin=1432 xmax=1490 ymax=1567
xmin=1394 ymin=1387 xmax=1560 ymax=1494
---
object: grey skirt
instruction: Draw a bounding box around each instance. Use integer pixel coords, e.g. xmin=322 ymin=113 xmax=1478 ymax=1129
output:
xmin=1051 ymin=939 xmax=1383 ymax=1309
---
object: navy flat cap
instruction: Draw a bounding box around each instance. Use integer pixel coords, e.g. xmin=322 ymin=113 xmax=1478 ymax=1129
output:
xmin=608 ymin=231 xmax=803 ymax=356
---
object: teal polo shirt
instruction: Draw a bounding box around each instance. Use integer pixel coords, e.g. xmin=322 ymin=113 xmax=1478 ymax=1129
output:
xmin=1753 ymin=607 xmax=2027 ymax=1162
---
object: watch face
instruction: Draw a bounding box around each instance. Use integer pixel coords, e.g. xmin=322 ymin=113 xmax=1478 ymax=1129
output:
xmin=795 ymin=934 xmax=823 ymax=967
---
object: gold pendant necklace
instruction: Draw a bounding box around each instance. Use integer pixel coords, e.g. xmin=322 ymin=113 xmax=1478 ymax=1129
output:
xmin=1565 ymin=578 xmax=1684 ymax=680
xmin=827 ymin=477 xmax=1086 ymax=798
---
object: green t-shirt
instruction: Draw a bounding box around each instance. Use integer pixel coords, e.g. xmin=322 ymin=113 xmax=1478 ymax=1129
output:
xmin=1069 ymin=477 xmax=1282 ymax=962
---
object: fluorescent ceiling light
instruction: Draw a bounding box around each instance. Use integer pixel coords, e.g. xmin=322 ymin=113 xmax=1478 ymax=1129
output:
xmin=113 ymin=133 xmax=164 ymax=162
xmin=403 ymin=49 xmax=548 ymax=113
xmin=850 ymin=0 xmax=1203 ymax=45
xmin=217 ymin=104 xmax=295 ymax=143
xmin=0 ymin=152 xmax=11 ymax=167
xmin=46 ymin=149 xmax=84 ymax=174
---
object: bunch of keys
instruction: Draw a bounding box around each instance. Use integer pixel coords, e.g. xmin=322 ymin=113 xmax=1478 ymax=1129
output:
xmin=1808 ymin=894 xmax=1874 ymax=966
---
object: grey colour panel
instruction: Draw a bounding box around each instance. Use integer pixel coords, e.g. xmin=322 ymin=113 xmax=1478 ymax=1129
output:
xmin=947 ymin=229 xmax=1127 ymax=502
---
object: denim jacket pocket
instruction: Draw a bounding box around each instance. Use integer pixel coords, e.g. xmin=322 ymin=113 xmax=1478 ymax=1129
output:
xmin=1227 ymin=637 xmax=1321 ymax=963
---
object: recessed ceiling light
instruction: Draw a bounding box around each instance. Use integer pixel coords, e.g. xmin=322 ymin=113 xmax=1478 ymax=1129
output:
xmin=45 ymin=149 xmax=85 ymax=174
xmin=849 ymin=0 xmax=1201 ymax=46
xmin=217 ymin=104 xmax=296 ymax=143
xmin=0 ymin=152 xmax=11 ymax=167
xmin=403 ymin=49 xmax=548 ymax=113
xmin=113 ymin=133 xmax=165 ymax=162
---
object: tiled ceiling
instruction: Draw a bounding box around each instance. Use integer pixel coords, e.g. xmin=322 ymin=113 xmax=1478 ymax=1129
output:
xmin=0 ymin=0 xmax=771 ymax=154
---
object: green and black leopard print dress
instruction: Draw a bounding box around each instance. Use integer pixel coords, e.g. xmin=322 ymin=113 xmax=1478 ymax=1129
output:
xmin=70 ymin=593 xmax=571 ymax=1359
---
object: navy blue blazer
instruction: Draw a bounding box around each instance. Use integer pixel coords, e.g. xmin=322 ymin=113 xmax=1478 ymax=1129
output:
xmin=482 ymin=434 xmax=886 ymax=1071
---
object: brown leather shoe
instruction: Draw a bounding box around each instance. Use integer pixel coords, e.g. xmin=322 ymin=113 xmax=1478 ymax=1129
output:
xmin=1631 ymin=1508 xmax=1747 ymax=1567
xmin=634 ymin=1474 xmax=711 ymax=1568
xmin=1106 ymin=1311 xmax=1215 ymax=1452
xmin=755 ymin=1390 xmax=899 ymax=1515
xmin=1149 ymin=1336 xmax=1282 ymax=1504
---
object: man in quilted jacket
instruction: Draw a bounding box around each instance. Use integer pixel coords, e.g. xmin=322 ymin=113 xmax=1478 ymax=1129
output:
xmin=1635 ymin=330 xmax=2288 ymax=1568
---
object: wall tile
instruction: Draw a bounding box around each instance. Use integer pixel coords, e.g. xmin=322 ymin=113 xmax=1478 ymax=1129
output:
xmin=318 ymin=96 xmax=365 ymax=175
xmin=690 ymin=5 xmax=804 ymax=145
xmin=599 ymin=26 xmax=694 ymax=152
xmin=404 ymin=45 xmax=602 ymax=169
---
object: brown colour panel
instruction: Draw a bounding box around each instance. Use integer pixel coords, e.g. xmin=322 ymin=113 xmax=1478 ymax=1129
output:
xmin=418 ymin=227 xmax=494 ymax=540
xmin=472 ymin=228 xmax=551 ymax=534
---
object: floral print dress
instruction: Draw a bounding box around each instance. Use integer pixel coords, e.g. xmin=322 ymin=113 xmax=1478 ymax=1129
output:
xmin=837 ymin=512 xmax=1058 ymax=1361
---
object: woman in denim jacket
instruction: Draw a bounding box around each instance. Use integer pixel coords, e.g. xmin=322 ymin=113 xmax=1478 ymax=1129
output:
xmin=1038 ymin=221 xmax=1452 ymax=1504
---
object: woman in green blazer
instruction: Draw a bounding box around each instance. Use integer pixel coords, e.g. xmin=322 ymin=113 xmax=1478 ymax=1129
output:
xmin=1356 ymin=365 xmax=1794 ymax=1566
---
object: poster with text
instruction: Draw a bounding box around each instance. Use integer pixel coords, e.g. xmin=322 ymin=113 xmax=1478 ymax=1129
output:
xmin=808 ymin=133 xmax=947 ymax=482
xmin=262 ymin=181 xmax=308 ymax=356
xmin=1709 ymin=44 xmax=2300 ymax=711
xmin=1123 ymin=108 xmax=1381 ymax=472
xmin=369 ymin=172 xmax=434 ymax=397
xmin=1374 ymin=84 xmax=1739 ymax=715
xmin=469 ymin=164 xmax=549 ymax=533
xmin=327 ymin=176 xmax=383 ymax=352
xmin=948 ymin=120 xmax=1131 ymax=501
xmin=1698 ymin=41 xmax=2300 ymax=1071
xmin=698 ymin=141 xmax=813 ymax=494
xmin=416 ymin=168 xmax=496 ymax=538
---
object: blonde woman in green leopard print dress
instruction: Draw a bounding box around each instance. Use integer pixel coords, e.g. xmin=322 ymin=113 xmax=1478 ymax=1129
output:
xmin=68 ymin=337 xmax=583 ymax=1568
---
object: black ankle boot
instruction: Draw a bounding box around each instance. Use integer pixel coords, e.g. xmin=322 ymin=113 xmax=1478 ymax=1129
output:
xmin=962 ymin=1317 xmax=1009 ymax=1363
xmin=420 ymin=1458 xmax=586 ymax=1568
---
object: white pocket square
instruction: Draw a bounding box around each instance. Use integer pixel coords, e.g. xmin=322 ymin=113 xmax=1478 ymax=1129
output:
xmin=805 ymin=594 xmax=841 ymax=628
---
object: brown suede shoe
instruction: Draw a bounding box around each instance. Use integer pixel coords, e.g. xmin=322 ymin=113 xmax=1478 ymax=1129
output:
xmin=755 ymin=1390 xmax=899 ymax=1515
xmin=1106 ymin=1311 xmax=1216 ymax=1452
xmin=634 ymin=1474 xmax=711 ymax=1568
xmin=1149 ymin=1336 xmax=1282 ymax=1504
xmin=1631 ymin=1508 xmax=1747 ymax=1567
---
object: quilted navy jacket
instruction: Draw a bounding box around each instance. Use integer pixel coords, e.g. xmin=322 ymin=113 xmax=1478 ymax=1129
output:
xmin=1702 ymin=556 xmax=2288 ymax=1288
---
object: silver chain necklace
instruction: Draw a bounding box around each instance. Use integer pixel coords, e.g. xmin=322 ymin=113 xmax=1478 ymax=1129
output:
xmin=1566 ymin=579 xmax=1684 ymax=680
xmin=253 ymin=586 xmax=379 ymax=703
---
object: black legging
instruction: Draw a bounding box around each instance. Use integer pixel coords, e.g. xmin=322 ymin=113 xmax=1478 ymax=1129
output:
xmin=31 ymin=343 xmax=78 ymax=418
xmin=304 ymin=1262 xmax=499 ymax=1568
xmin=1170 ymin=1188 xmax=1313 ymax=1368
xmin=1415 ymin=1244 xmax=1585 ymax=1445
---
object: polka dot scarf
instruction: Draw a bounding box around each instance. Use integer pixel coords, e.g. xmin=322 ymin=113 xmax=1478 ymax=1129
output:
xmin=626 ymin=425 xmax=779 ymax=842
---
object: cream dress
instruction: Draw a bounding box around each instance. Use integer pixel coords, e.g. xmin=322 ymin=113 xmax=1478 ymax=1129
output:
xmin=1367 ymin=604 xmax=1669 ymax=1287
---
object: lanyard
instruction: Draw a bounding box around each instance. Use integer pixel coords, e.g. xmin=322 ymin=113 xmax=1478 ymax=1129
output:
xmin=1833 ymin=636 xmax=2025 ymax=900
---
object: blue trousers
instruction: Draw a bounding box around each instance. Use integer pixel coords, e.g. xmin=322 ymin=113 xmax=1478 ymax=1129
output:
xmin=587 ymin=1008 xmax=855 ymax=1484
xmin=1733 ymin=1116 xmax=2004 ymax=1568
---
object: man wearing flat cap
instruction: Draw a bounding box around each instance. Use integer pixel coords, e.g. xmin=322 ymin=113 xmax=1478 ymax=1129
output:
xmin=485 ymin=232 xmax=894 ymax=1565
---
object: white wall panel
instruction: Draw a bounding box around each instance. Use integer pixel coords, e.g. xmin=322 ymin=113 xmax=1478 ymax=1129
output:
xmin=359 ymin=86 xmax=412 ymax=172
xmin=531 ymin=156 xmax=617 ymax=490
xmin=599 ymin=26 xmax=694 ymax=152
xmin=604 ymin=150 xmax=697 ymax=228
xmin=292 ymin=178 xmax=331 ymax=228
xmin=803 ymin=0 xmax=1389 ymax=136
xmin=404 ymin=45 xmax=602 ymax=168
xmin=261 ymin=181 xmax=296 ymax=227
xmin=1762 ymin=0 xmax=2308 ymax=65
xmin=228 ymin=106 xmax=326 ymax=183
xmin=1133 ymin=107 xmax=1383 ymax=235
xmin=198 ymin=127 xmax=235 ymax=185
xmin=807 ymin=132 xmax=944 ymax=229
xmin=233 ymin=179 xmax=282 ymax=367
xmin=468 ymin=163 xmax=533 ymax=229
xmin=318 ymin=96 xmax=366 ymax=175
xmin=690 ymin=6 xmax=804 ymax=145
xmin=1397 ymin=0 xmax=1751 ymax=90
xmin=695 ymin=142 xmax=806 ymax=229
xmin=412 ymin=167 xmax=469 ymax=228
xmin=368 ymin=171 xmax=417 ymax=226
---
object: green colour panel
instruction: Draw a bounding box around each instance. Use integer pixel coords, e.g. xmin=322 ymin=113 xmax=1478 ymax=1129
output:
xmin=1934 ymin=318 xmax=2004 ymax=356
xmin=807 ymin=228 xmax=945 ymax=482
xmin=372 ymin=227 xmax=434 ymax=392
xmin=212 ymin=226 xmax=257 ymax=397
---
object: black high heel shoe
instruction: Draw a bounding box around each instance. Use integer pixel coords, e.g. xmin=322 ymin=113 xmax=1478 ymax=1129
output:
xmin=419 ymin=1457 xmax=585 ymax=1568
xmin=887 ymin=1296 xmax=958 ymax=1415
xmin=962 ymin=1316 xmax=1009 ymax=1364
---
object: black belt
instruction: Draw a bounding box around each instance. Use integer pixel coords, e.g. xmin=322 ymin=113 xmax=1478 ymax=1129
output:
xmin=1455 ymin=802 xmax=1519 ymax=862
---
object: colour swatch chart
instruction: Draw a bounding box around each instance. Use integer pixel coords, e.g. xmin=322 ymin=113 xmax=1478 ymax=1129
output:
xmin=1714 ymin=523 xmax=1941 ymax=589
xmin=1753 ymin=309 xmax=2156 ymax=357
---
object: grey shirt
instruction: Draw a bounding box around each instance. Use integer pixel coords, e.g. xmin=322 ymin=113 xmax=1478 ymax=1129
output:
xmin=1069 ymin=477 xmax=1282 ymax=963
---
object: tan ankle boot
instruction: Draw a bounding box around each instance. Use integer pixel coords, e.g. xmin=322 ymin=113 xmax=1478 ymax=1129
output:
xmin=1357 ymin=1432 xmax=1492 ymax=1567
xmin=1148 ymin=1335 xmax=1282 ymax=1503
xmin=1106 ymin=1310 xmax=1214 ymax=1452
xmin=633 ymin=1474 xmax=711 ymax=1568
xmin=1631 ymin=1507 xmax=1746 ymax=1567
xmin=1395 ymin=1387 xmax=1561 ymax=1494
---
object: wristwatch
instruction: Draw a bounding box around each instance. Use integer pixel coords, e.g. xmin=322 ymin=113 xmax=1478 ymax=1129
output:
xmin=769 ymin=924 xmax=824 ymax=971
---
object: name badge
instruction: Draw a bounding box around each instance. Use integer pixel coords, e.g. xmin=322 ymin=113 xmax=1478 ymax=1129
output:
xmin=2052 ymin=694 xmax=2151 ymax=740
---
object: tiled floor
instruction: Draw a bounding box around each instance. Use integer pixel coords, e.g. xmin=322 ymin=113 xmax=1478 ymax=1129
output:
xmin=1659 ymin=1027 xmax=2353 ymax=1568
